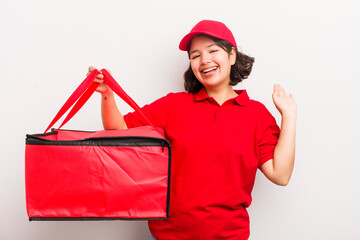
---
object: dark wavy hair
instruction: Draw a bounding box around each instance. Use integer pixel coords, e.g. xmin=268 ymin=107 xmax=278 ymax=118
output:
xmin=184 ymin=34 xmax=255 ymax=94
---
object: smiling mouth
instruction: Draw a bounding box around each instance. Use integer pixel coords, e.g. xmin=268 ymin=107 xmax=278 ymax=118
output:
xmin=202 ymin=67 xmax=218 ymax=73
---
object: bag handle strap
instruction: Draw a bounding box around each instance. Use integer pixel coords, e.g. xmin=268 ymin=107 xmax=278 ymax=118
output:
xmin=101 ymin=69 xmax=155 ymax=128
xmin=44 ymin=69 xmax=99 ymax=133
xmin=44 ymin=68 xmax=155 ymax=133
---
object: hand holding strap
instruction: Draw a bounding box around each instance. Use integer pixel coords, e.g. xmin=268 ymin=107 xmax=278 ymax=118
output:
xmin=44 ymin=69 xmax=155 ymax=133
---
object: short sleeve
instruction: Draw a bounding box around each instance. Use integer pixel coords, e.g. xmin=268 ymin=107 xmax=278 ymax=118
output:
xmin=124 ymin=93 xmax=172 ymax=130
xmin=257 ymin=105 xmax=280 ymax=168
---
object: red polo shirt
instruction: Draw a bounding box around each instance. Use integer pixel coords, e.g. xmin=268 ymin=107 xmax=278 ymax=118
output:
xmin=124 ymin=88 xmax=280 ymax=240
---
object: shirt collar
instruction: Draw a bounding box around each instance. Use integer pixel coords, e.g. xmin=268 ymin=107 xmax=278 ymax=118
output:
xmin=194 ymin=88 xmax=249 ymax=106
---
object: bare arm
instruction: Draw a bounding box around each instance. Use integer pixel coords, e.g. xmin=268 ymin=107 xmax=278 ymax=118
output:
xmin=100 ymin=90 xmax=128 ymax=130
xmin=87 ymin=66 xmax=127 ymax=130
xmin=260 ymin=84 xmax=297 ymax=186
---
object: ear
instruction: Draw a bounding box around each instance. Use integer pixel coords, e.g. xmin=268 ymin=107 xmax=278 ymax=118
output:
xmin=229 ymin=47 xmax=236 ymax=65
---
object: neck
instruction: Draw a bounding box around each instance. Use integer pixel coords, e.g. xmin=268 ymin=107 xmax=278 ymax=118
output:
xmin=205 ymin=86 xmax=238 ymax=105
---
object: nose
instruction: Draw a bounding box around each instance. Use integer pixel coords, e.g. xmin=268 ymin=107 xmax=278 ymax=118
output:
xmin=200 ymin=53 xmax=211 ymax=65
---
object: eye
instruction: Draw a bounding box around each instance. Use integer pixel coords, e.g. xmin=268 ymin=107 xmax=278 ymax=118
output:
xmin=210 ymin=50 xmax=218 ymax=53
xmin=191 ymin=55 xmax=200 ymax=60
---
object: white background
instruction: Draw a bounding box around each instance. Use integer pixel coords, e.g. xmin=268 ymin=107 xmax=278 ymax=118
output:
xmin=1 ymin=0 xmax=360 ymax=239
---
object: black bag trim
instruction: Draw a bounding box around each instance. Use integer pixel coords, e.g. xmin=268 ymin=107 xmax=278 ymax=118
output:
xmin=29 ymin=216 xmax=169 ymax=221
xmin=26 ymin=132 xmax=171 ymax=149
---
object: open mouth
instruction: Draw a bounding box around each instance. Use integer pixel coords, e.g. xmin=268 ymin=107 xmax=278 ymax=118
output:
xmin=202 ymin=66 xmax=218 ymax=74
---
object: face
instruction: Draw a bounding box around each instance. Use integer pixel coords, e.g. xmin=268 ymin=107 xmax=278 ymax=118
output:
xmin=189 ymin=35 xmax=236 ymax=92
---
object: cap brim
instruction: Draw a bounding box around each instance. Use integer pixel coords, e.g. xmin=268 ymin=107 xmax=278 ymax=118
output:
xmin=179 ymin=32 xmax=200 ymax=51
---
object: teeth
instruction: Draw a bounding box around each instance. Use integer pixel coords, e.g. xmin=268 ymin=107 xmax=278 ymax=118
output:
xmin=203 ymin=67 xmax=217 ymax=73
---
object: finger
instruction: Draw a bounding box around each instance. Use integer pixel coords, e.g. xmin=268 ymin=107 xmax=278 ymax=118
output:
xmin=94 ymin=79 xmax=104 ymax=83
xmin=273 ymin=83 xmax=279 ymax=91
xmin=273 ymin=84 xmax=278 ymax=94
xmin=93 ymin=78 xmax=103 ymax=83
xmin=87 ymin=66 xmax=96 ymax=77
xmin=273 ymin=84 xmax=281 ymax=96
xmin=88 ymin=73 xmax=103 ymax=79
xmin=279 ymin=86 xmax=285 ymax=97
xmin=278 ymin=85 xmax=288 ymax=97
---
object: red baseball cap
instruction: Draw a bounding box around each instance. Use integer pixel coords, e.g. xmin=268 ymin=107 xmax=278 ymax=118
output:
xmin=179 ymin=20 xmax=237 ymax=51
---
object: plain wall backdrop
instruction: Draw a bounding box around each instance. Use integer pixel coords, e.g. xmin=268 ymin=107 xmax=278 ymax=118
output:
xmin=1 ymin=0 xmax=359 ymax=239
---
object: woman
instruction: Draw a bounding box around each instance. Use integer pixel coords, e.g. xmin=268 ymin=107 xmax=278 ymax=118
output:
xmin=88 ymin=20 xmax=297 ymax=240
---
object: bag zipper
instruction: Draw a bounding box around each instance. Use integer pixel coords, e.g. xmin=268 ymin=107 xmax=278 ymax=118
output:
xmin=26 ymin=135 xmax=170 ymax=152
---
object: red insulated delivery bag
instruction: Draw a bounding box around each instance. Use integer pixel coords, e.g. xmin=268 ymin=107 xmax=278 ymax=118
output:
xmin=25 ymin=69 xmax=171 ymax=221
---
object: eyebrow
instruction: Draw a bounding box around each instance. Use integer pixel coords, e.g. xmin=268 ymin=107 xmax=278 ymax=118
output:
xmin=189 ymin=44 xmax=218 ymax=56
